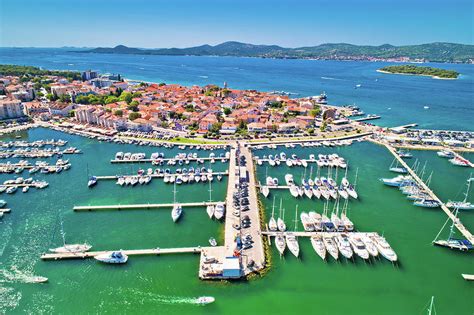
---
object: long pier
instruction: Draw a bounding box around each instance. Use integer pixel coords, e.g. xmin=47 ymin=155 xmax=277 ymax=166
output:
xmin=0 ymin=208 xmax=11 ymax=214
xmin=73 ymin=201 xmax=223 ymax=211
xmin=354 ymin=115 xmax=381 ymax=122
xmin=262 ymin=231 xmax=379 ymax=237
xmin=94 ymin=171 xmax=228 ymax=181
xmin=41 ymin=246 xmax=203 ymax=260
xmin=384 ymin=143 xmax=474 ymax=244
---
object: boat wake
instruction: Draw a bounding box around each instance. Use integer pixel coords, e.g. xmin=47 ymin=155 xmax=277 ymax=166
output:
xmin=111 ymin=288 xmax=211 ymax=306
xmin=198 ymin=75 xmax=209 ymax=79
xmin=321 ymin=76 xmax=344 ymax=81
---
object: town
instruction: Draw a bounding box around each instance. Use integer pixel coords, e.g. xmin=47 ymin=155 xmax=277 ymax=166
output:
xmin=0 ymin=65 xmax=377 ymax=142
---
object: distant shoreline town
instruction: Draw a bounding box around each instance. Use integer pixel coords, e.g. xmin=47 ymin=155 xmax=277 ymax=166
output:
xmin=77 ymin=41 xmax=474 ymax=64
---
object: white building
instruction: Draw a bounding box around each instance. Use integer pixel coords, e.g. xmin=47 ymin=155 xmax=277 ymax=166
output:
xmin=0 ymin=99 xmax=25 ymax=120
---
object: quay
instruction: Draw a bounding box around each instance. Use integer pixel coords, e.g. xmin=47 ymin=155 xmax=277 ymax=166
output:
xmin=354 ymin=115 xmax=381 ymax=122
xmin=110 ymin=157 xmax=227 ymax=164
xmin=73 ymin=201 xmax=222 ymax=211
xmin=384 ymin=143 xmax=474 ymax=244
xmin=262 ymin=231 xmax=379 ymax=237
xmin=94 ymin=171 xmax=228 ymax=181
xmin=41 ymin=246 xmax=203 ymax=260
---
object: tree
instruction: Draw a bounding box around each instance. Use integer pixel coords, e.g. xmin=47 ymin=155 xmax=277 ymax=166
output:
xmin=223 ymin=107 xmax=231 ymax=115
xmin=46 ymin=93 xmax=58 ymax=101
xmin=114 ymin=110 xmax=123 ymax=117
xmin=120 ymin=92 xmax=133 ymax=104
xmin=128 ymin=112 xmax=141 ymax=121
xmin=209 ymin=122 xmax=222 ymax=134
xmin=309 ymin=107 xmax=321 ymax=117
xmin=127 ymin=100 xmax=139 ymax=112
xmin=105 ymin=96 xmax=119 ymax=104
xmin=320 ymin=121 xmax=327 ymax=132
xmin=68 ymin=110 xmax=75 ymax=118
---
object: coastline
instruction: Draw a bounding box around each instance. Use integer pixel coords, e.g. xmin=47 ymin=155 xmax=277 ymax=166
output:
xmin=376 ymin=69 xmax=457 ymax=80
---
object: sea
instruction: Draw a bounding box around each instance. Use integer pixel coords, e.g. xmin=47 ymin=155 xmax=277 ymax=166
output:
xmin=0 ymin=49 xmax=473 ymax=314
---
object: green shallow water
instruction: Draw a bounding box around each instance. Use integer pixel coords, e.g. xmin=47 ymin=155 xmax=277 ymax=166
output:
xmin=0 ymin=128 xmax=473 ymax=314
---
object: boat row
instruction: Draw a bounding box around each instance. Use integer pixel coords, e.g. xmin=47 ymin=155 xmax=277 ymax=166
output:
xmin=114 ymin=151 xmax=230 ymax=162
xmin=0 ymin=178 xmax=49 ymax=193
xmin=0 ymin=147 xmax=81 ymax=159
xmin=275 ymin=173 xmax=358 ymax=200
xmin=257 ymin=153 xmax=347 ymax=168
xmin=274 ymin=232 xmax=397 ymax=262
xmin=251 ymin=139 xmax=359 ymax=150
xmin=437 ymin=149 xmax=472 ymax=167
xmin=380 ymin=175 xmax=441 ymax=208
xmin=1 ymin=139 xmax=67 ymax=148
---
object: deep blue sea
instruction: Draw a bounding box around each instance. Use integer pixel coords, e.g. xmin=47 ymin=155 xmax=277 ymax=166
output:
xmin=0 ymin=48 xmax=473 ymax=131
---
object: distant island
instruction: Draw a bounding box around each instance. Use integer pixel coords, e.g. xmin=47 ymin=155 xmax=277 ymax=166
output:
xmin=378 ymin=65 xmax=460 ymax=79
xmin=76 ymin=41 xmax=474 ymax=64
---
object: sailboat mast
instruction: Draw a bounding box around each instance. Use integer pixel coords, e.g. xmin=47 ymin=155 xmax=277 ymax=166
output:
xmin=427 ymin=296 xmax=434 ymax=315
xmin=294 ymin=205 xmax=298 ymax=231
xmin=271 ymin=195 xmax=276 ymax=218
xmin=463 ymin=175 xmax=471 ymax=203
xmin=208 ymin=180 xmax=212 ymax=202
xmin=309 ymin=166 xmax=313 ymax=180
xmin=173 ymin=182 xmax=177 ymax=204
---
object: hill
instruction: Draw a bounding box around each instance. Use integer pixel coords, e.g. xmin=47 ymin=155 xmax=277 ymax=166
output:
xmin=80 ymin=41 xmax=474 ymax=63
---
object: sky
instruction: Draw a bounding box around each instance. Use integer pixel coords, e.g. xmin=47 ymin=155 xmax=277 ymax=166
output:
xmin=0 ymin=0 xmax=473 ymax=48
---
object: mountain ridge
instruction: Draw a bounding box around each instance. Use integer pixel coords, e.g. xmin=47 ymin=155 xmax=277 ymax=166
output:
xmin=78 ymin=41 xmax=474 ymax=63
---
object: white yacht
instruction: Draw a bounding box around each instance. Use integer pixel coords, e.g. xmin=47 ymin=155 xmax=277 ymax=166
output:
xmin=300 ymin=212 xmax=315 ymax=232
xmin=261 ymin=185 xmax=270 ymax=198
xmin=310 ymin=235 xmax=327 ymax=260
xmin=323 ymin=236 xmax=339 ymax=260
xmin=371 ymin=234 xmax=397 ymax=262
xmin=214 ymin=202 xmax=225 ymax=220
xmin=50 ymin=243 xmax=92 ymax=254
xmin=285 ymin=174 xmax=294 ymax=186
xmin=172 ymin=204 xmax=183 ymax=222
xmin=94 ymin=251 xmax=128 ymax=264
xmin=349 ymin=234 xmax=370 ymax=260
xmin=206 ymin=205 xmax=215 ymax=219
xmin=285 ymin=234 xmax=299 ymax=257
xmin=335 ymin=234 xmax=353 ymax=259
xmin=275 ymin=234 xmax=286 ymax=256
xmin=361 ymin=235 xmax=379 ymax=257
xmin=289 ymin=185 xmax=299 ymax=198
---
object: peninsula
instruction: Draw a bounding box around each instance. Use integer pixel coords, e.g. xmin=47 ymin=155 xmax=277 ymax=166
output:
xmin=378 ymin=65 xmax=460 ymax=79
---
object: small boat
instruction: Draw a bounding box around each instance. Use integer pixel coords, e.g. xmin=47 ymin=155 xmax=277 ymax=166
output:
xmin=261 ymin=186 xmax=270 ymax=198
xmin=87 ymin=176 xmax=97 ymax=188
xmin=50 ymin=243 xmax=92 ymax=253
xmin=6 ymin=186 xmax=17 ymax=194
xmin=22 ymin=186 xmax=29 ymax=193
xmin=289 ymin=185 xmax=299 ymax=198
xmin=275 ymin=234 xmax=286 ymax=256
xmin=28 ymin=276 xmax=49 ymax=283
xmin=172 ymin=204 xmax=183 ymax=222
xmin=397 ymin=150 xmax=413 ymax=158
xmin=196 ymin=296 xmax=215 ymax=305
xmin=380 ymin=175 xmax=413 ymax=187
xmin=449 ymin=156 xmax=470 ymax=167
xmin=0 ymin=200 xmax=6 ymax=208
xmin=437 ymin=149 xmax=454 ymax=158
xmin=94 ymin=251 xmax=128 ymax=264
xmin=300 ymin=212 xmax=315 ymax=232
xmin=209 ymin=237 xmax=217 ymax=246
xmin=310 ymin=235 xmax=327 ymax=260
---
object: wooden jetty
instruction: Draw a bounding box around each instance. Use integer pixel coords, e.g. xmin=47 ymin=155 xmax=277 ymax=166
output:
xmin=262 ymin=231 xmax=378 ymax=237
xmin=41 ymin=246 xmax=203 ymax=260
xmin=94 ymin=171 xmax=228 ymax=181
xmin=73 ymin=201 xmax=222 ymax=211
xmin=384 ymin=143 xmax=474 ymax=244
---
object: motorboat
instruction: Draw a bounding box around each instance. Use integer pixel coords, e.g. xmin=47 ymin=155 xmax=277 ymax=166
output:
xmin=335 ymin=234 xmax=353 ymax=259
xmin=275 ymin=234 xmax=286 ymax=256
xmin=323 ymin=236 xmax=339 ymax=260
xmin=413 ymin=199 xmax=440 ymax=208
xmin=289 ymin=185 xmax=299 ymax=198
xmin=87 ymin=176 xmax=98 ymax=188
xmin=0 ymin=200 xmax=7 ymax=208
xmin=349 ymin=235 xmax=370 ymax=260
xmin=196 ymin=296 xmax=215 ymax=305
xmin=94 ymin=251 xmax=128 ymax=264
xmin=209 ymin=237 xmax=217 ymax=247
xmin=285 ymin=234 xmax=300 ymax=257
xmin=172 ymin=204 xmax=183 ymax=222
xmin=437 ymin=149 xmax=454 ymax=158
xmin=361 ymin=235 xmax=379 ymax=257
xmin=284 ymin=174 xmax=294 ymax=186
xmin=371 ymin=234 xmax=397 ymax=262
xmin=261 ymin=186 xmax=270 ymax=198
xmin=214 ymin=202 xmax=225 ymax=220
xmin=310 ymin=235 xmax=327 ymax=260
xmin=50 ymin=243 xmax=92 ymax=253
xmin=300 ymin=212 xmax=315 ymax=232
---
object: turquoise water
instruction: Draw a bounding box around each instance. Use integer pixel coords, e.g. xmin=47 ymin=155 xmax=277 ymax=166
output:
xmin=0 ymin=128 xmax=473 ymax=314
xmin=0 ymin=48 xmax=473 ymax=131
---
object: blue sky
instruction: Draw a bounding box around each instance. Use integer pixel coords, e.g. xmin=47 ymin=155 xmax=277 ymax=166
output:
xmin=0 ymin=0 xmax=472 ymax=47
